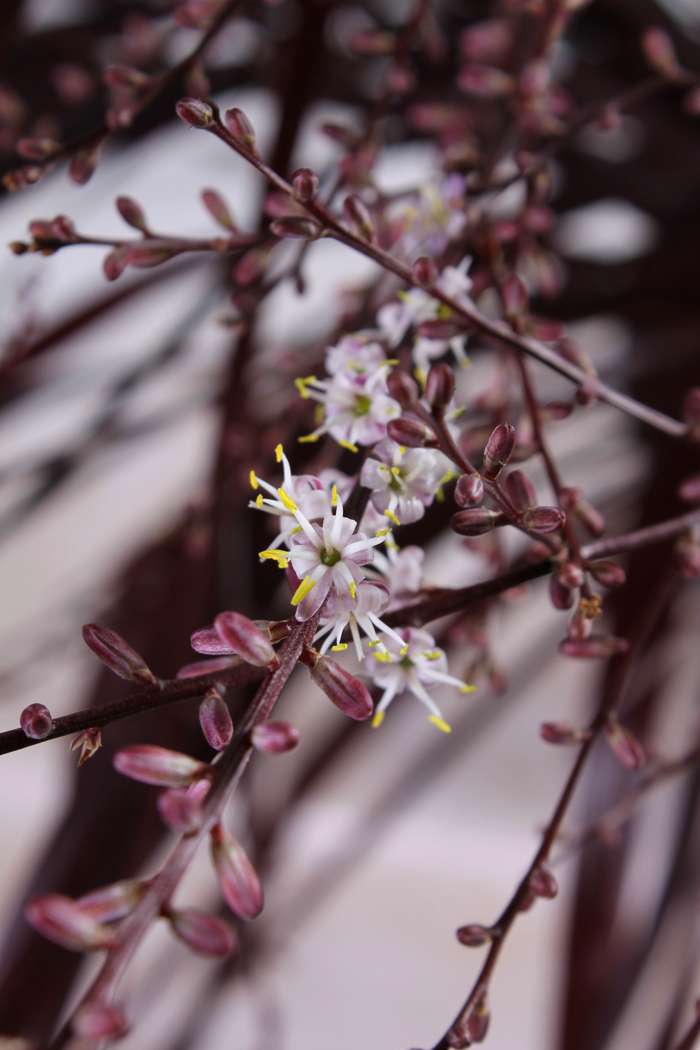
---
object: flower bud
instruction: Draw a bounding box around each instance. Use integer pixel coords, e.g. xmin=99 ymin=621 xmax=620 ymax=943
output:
xmin=201 ymin=187 xmax=236 ymax=231
xmin=424 ymin=364 xmax=455 ymax=411
xmin=76 ymin=879 xmax=146 ymax=923
xmin=20 ymin=702 xmax=52 ymax=740
xmin=456 ymin=924 xmax=492 ymax=947
xmin=558 ymin=635 xmax=629 ymax=659
xmin=292 ymin=167 xmax=319 ymax=202
xmin=386 ymin=370 xmax=419 ymax=408
xmin=501 ymin=274 xmax=528 ymax=319
xmin=103 ymin=245 xmax=129 ymax=281
xmin=308 ymin=653 xmax=373 ymax=721
xmin=549 ymin=574 xmax=575 ymax=610
xmin=168 ymin=908 xmax=238 ymax=957
xmin=642 ymin=27 xmax=683 ymax=80
xmin=679 ymin=472 xmax=700 ymax=503
xmin=116 ymin=195 xmax=148 ymax=232
xmin=223 ymin=107 xmax=256 ymax=150
xmin=540 ymin=721 xmax=589 ymax=745
xmin=82 ymin=623 xmax=157 ymax=685
xmin=343 ymin=194 xmax=376 ymax=243
xmin=270 ymin=216 xmax=322 ymax=239
xmin=215 ymin=611 xmax=279 ymax=668
xmin=557 ymin=561 xmax=584 ymax=589
xmin=73 ymin=1002 xmax=128 ymax=1039
xmin=604 ymin=717 xmax=646 ymax=770
xmin=386 ymin=417 xmax=435 ymax=448
xmin=589 ymin=561 xmax=626 ymax=588
xmin=26 ymin=894 xmax=116 ymax=952
xmin=521 ymin=505 xmax=565 ymax=534
xmin=454 ymin=473 xmax=484 ymax=508
xmin=530 ymin=865 xmax=557 ymax=899
xmin=482 ymin=423 xmax=516 ymax=480
xmin=176 ymin=97 xmax=215 ymax=128
xmin=158 ymin=782 xmax=208 ymax=833
xmin=69 ymin=142 xmax=100 ymax=185
xmin=211 ymin=824 xmax=263 ymax=921
xmin=114 ymin=745 xmax=207 ymax=788
xmin=199 ymin=688 xmax=234 ymax=751
xmin=451 ymin=508 xmax=502 ymax=536
xmin=412 ymin=256 xmax=437 ymax=287
xmin=252 ymin=720 xmax=300 ymax=754
xmin=503 ymin=469 xmax=536 ymax=510
xmin=416 ymin=318 xmax=463 ymax=340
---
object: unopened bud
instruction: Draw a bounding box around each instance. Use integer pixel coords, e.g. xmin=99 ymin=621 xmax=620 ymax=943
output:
xmin=76 ymin=879 xmax=146 ymax=923
xmin=604 ymin=717 xmax=646 ymax=770
xmin=343 ymin=194 xmax=376 ymax=243
xmin=307 ymin=653 xmax=373 ymax=721
xmin=463 ymin=995 xmax=490 ymax=1044
xmin=26 ymin=894 xmax=116 ymax=952
xmin=424 ymin=364 xmax=455 ymax=411
xmin=451 ymin=508 xmax=502 ymax=536
xmin=114 ymin=745 xmax=206 ymax=788
xmin=211 ymin=824 xmax=263 ymax=921
xmin=69 ymin=142 xmax=100 ymax=185
xmin=521 ymin=505 xmax=565 ymax=534
xmin=386 ymin=370 xmax=419 ymax=408
xmin=503 ymin=469 xmax=536 ymax=510
xmin=557 ymin=562 xmax=584 ymax=589
xmin=215 ymin=611 xmax=279 ymax=668
xmin=176 ymin=97 xmax=215 ymax=128
xmin=386 ymin=417 xmax=435 ymax=448
xmin=454 ymin=473 xmax=484 ymax=508
xmin=271 ymin=215 xmax=322 ymax=239
xmin=20 ymin=703 xmax=52 ymax=740
xmin=416 ymin=318 xmax=463 ymax=340
xmin=252 ymin=720 xmax=300 ymax=753
xmin=201 ymin=187 xmax=236 ymax=231
xmin=412 ymin=256 xmax=437 ymax=287
xmin=292 ymin=167 xmax=319 ymax=202
xmin=589 ymin=561 xmax=626 ymax=588
xmin=540 ymin=721 xmax=589 ymax=745
xmin=456 ymin=923 xmax=492 ymax=947
xmin=549 ymin=574 xmax=575 ymax=610
xmin=558 ymin=635 xmax=629 ymax=659
xmin=168 ymin=908 xmax=238 ymax=957
xmin=642 ymin=27 xmax=683 ymax=80
xmin=199 ymin=689 xmax=234 ymax=751
xmin=157 ymin=781 xmax=209 ymax=833
xmin=82 ymin=623 xmax=157 ymax=685
xmin=482 ymin=423 xmax=516 ymax=480
xmin=502 ymin=274 xmax=528 ymax=319
xmin=223 ymin=107 xmax=256 ymax=150
xmin=530 ymin=865 xmax=557 ymax=899
xmin=103 ymin=246 xmax=129 ymax=281
xmin=116 ymin=195 xmax=148 ymax=232
xmin=73 ymin=1002 xmax=128 ymax=1039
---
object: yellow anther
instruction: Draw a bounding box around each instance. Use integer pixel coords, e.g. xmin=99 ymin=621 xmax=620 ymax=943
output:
xmin=374 ymin=528 xmax=390 ymax=538
xmin=348 ymin=581 xmax=357 ymax=600
xmin=274 ymin=443 xmax=284 ymax=463
xmin=338 ymin=439 xmax=359 ymax=453
xmin=384 ymin=509 xmax=401 ymax=526
xmin=331 ymin=643 xmax=348 ymax=652
xmin=294 ymin=375 xmax=317 ymax=399
xmin=414 ymin=367 xmax=427 ymax=389
xmin=277 ymin=488 xmax=298 ymax=512
xmin=371 ymin=710 xmax=385 ymax=729
xmin=440 ymin=469 xmax=456 ymax=485
xmin=367 ymin=639 xmax=380 ymax=648
xmin=399 ymin=645 xmax=409 ymax=657
xmin=249 ymin=469 xmax=259 ymax=490
xmin=435 ymin=487 xmax=445 ymax=504
xmin=390 ymin=466 xmax=402 ymax=477
xmin=383 ymin=358 xmax=399 ymax=366
xmin=399 ymin=445 xmax=407 ymax=455
xmin=428 ymin=715 xmax=452 ymax=734
xmin=259 ymin=549 xmax=289 ymax=568
xmin=298 ymin=432 xmax=320 ymax=444
xmin=331 ymin=484 xmax=338 ymax=507
xmin=460 ymin=683 xmax=477 ymax=694
xmin=291 ymin=576 xmax=316 ymax=606
xmin=374 ymin=651 xmax=393 ymax=664
xmin=422 ymin=650 xmax=441 ymax=661
xmin=289 ymin=525 xmax=301 ymax=535
xmin=255 ymin=494 xmax=264 ymax=508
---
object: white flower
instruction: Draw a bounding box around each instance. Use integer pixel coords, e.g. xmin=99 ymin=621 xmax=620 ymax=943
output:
xmin=294 ymin=368 xmax=400 ymax=451
xmin=369 ymin=626 xmax=474 ymax=732
xmin=249 ymin=444 xmax=330 ymax=548
xmin=324 ymin=333 xmax=388 ymax=377
xmin=360 ymin=439 xmax=449 ymax=526
xmin=313 ymin=579 xmax=406 ymax=660
xmin=372 ymin=544 xmax=425 ymax=604
xmin=387 ymin=175 xmax=468 ymax=256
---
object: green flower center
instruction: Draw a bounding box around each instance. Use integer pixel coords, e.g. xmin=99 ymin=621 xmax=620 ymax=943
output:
xmin=320 ymin=548 xmax=341 ymax=567
xmin=353 ymin=394 xmax=371 ymax=417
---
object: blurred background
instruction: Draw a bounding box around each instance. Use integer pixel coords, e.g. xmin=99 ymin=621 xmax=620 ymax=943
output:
xmin=0 ymin=1 xmax=699 ymax=1048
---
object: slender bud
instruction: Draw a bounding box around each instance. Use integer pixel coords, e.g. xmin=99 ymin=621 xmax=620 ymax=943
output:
xmin=252 ymin=720 xmax=300 ymax=754
xmin=176 ymin=97 xmax=215 ymax=128
xmin=103 ymin=246 xmax=129 ymax=281
xmin=82 ymin=623 xmax=157 ymax=685
xmin=76 ymin=879 xmax=146 ymax=923
xmin=503 ymin=469 xmax=536 ymax=510
xmin=26 ymin=894 xmax=116 ymax=952
xmin=113 ymin=745 xmax=207 ymax=788
xmin=168 ymin=908 xmax=238 ymax=957
xmin=20 ymin=702 xmax=52 ymax=740
xmin=642 ymin=27 xmax=683 ymax=80
xmin=307 ymin=653 xmax=373 ymax=721
xmin=454 ymin=473 xmax=484 ymax=508
xmin=386 ymin=417 xmax=435 ymax=448
xmin=589 ymin=561 xmax=626 ymax=588
xmin=412 ymin=256 xmax=437 ymax=287
xmin=292 ymin=167 xmax=319 ymax=202
xmin=199 ymin=688 xmax=233 ymax=751
xmin=558 ymin=635 xmax=629 ymax=659
xmin=210 ymin=824 xmax=264 ymax=921
xmin=343 ymin=194 xmax=376 ymax=243
xmin=456 ymin=924 xmax=492 ymax=947
xmin=482 ymin=423 xmax=516 ymax=480
xmin=465 ymin=995 xmax=490 ymax=1044
xmin=270 ymin=216 xmax=322 ymax=239
xmin=530 ymin=866 xmax=558 ymax=899
xmin=116 ymin=195 xmax=148 ymax=232
xmin=549 ymin=574 xmax=575 ymax=610
xmin=451 ymin=508 xmax=502 ymax=536
xmin=73 ymin=1002 xmax=128 ymax=1039
xmin=521 ymin=506 xmax=565 ymax=534
xmin=386 ymin=370 xmax=419 ymax=408
xmin=223 ymin=107 xmax=257 ymax=151
xmin=604 ymin=717 xmax=646 ymax=770
xmin=424 ymin=364 xmax=455 ymax=411
xmin=69 ymin=143 xmax=100 ymax=185
xmin=201 ymin=188 xmax=236 ymax=231
xmin=157 ymin=781 xmax=208 ymax=833
xmin=540 ymin=721 xmax=590 ymax=745
xmin=502 ymin=274 xmax=528 ymax=319
xmin=215 ymin=611 xmax=279 ymax=668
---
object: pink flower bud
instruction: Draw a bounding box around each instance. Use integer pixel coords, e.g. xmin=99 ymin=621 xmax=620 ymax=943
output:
xmin=215 ymin=611 xmax=279 ymax=668
xmin=114 ymin=745 xmax=207 ymax=788
xmin=292 ymin=167 xmax=319 ymax=202
xmin=502 ymin=274 xmax=528 ymax=318
xmin=176 ymin=97 xmax=215 ymax=128
xmin=549 ymin=574 xmax=575 ymax=610
xmin=451 ymin=508 xmax=502 ymax=536
xmin=69 ymin=142 xmax=100 ymax=185
xmin=558 ymin=635 xmax=629 ymax=659
xmin=103 ymin=65 xmax=151 ymax=91
xmin=201 ymin=187 xmax=237 ymax=231
xmin=199 ymin=689 xmax=234 ymax=751
xmin=521 ymin=506 xmax=565 ymax=534
xmin=416 ymin=318 xmax=463 ymax=340
xmin=386 ymin=370 xmax=419 ymax=408
xmin=642 ymin=27 xmax=683 ymax=80
xmin=157 ymin=783 xmax=208 ymax=833
xmin=557 ymin=562 xmax=584 ymax=589
xmin=26 ymin=894 xmax=116 ymax=952
xmin=270 ymin=216 xmax=322 ymax=239
xmin=308 ymin=654 xmax=374 ymax=721
xmin=458 ymin=63 xmax=514 ymax=97
xmin=168 ymin=908 xmax=238 ymax=957
xmin=456 ymin=924 xmax=492 ymax=947
xmin=454 ymin=474 xmax=484 ymax=508
xmin=503 ymin=469 xmax=536 ymax=510
xmin=20 ymin=703 xmax=52 ymax=740
xmin=412 ymin=256 xmax=437 ymax=287
xmin=222 ymin=107 xmax=257 ymax=150
xmin=73 ymin=1002 xmax=128 ymax=1039
xmin=530 ymin=865 xmax=558 ymax=899
xmin=252 ymin=720 xmax=300 ymax=754
xmin=605 ymin=717 xmax=646 ymax=770
xmin=589 ymin=561 xmax=626 ymax=588
xmin=540 ymin=721 xmax=589 ymax=745
xmin=482 ymin=423 xmax=516 ymax=480
xmin=82 ymin=623 xmax=157 ymax=685
xmin=466 ymin=999 xmax=491 ymax=1044
xmin=76 ymin=879 xmax=146 ymax=923
xmin=116 ymin=195 xmax=148 ymax=232
xmin=343 ymin=194 xmax=376 ymax=243
xmin=211 ymin=824 xmax=264 ymax=921
xmin=103 ymin=246 xmax=129 ymax=281
xmin=424 ymin=364 xmax=455 ymax=411
xmin=386 ymin=417 xmax=435 ymax=448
